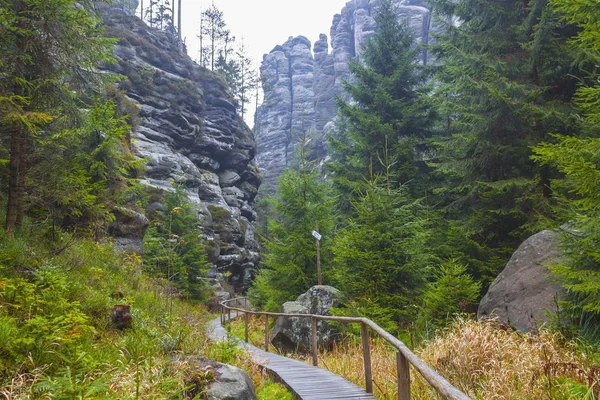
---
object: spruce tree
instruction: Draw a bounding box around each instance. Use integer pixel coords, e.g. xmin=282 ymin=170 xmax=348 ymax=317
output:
xmin=333 ymin=174 xmax=432 ymax=332
xmin=249 ymin=139 xmax=335 ymax=311
xmin=328 ymin=0 xmax=435 ymax=211
xmin=428 ymin=0 xmax=582 ymax=286
xmin=531 ymin=0 xmax=600 ymax=332
xmin=0 ymin=0 xmax=115 ymax=233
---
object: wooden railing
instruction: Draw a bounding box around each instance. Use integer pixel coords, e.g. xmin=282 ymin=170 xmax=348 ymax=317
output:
xmin=219 ymin=297 xmax=471 ymax=400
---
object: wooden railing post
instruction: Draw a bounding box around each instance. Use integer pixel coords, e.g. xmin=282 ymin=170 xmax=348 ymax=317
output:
xmin=244 ymin=311 xmax=249 ymax=342
xmin=397 ymin=351 xmax=411 ymax=400
xmin=264 ymin=314 xmax=269 ymax=352
xmin=361 ymin=322 xmax=373 ymax=394
xmin=220 ymin=304 xmax=223 ymax=325
xmin=227 ymin=307 xmax=231 ymax=323
xmin=311 ymin=317 xmax=318 ymax=366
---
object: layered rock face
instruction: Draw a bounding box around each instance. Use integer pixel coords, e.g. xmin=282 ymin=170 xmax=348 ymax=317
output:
xmin=101 ymin=7 xmax=260 ymax=289
xmin=255 ymin=0 xmax=435 ymax=187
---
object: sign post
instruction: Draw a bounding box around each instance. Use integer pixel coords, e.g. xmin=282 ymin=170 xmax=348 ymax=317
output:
xmin=312 ymin=225 xmax=322 ymax=285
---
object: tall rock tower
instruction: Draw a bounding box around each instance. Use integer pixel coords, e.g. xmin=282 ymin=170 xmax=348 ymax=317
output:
xmin=255 ymin=0 xmax=435 ymax=188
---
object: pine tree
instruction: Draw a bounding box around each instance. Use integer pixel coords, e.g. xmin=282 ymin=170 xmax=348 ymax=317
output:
xmin=234 ymin=38 xmax=257 ymax=121
xmin=428 ymin=0 xmax=582 ymax=286
xmin=0 ymin=0 xmax=115 ymax=233
xmin=328 ymin=0 xmax=435 ymax=211
xmin=249 ymin=138 xmax=335 ymax=311
xmin=200 ymin=4 xmax=227 ymax=71
xmin=332 ymin=174 xmax=432 ymax=332
xmin=531 ymin=0 xmax=600 ymax=331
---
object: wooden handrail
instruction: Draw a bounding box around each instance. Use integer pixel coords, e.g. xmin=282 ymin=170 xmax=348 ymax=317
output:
xmin=220 ymin=297 xmax=471 ymax=400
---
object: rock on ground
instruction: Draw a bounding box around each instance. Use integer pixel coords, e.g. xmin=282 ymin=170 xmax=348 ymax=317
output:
xmin=184 ymin=357 xmax=257 ymax=400
xmin=271 ymin=285 xmax=341 ymax=352
xmin=478 ymin=230 xmax=564 ymax=332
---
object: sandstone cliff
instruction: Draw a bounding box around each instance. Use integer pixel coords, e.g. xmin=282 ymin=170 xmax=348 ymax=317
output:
xmin=255 ymin=0 xmax=435 ymax=187
xmin=101 ymin=4 xmax=260 ymax=290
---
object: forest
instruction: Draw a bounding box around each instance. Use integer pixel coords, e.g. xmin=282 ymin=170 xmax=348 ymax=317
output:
xmin=0 ymin=0 xmax=598 ymax=398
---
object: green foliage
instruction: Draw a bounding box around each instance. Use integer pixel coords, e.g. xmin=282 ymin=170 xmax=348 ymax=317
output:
xmin=329 ymin=0 xmax=435 ymax=207
xmin=143 ymin=185 xmax=209 ymax=300
xmin=417 ymin=260 xmax=481 ymax=334
xmin=426 ymin=0 xmax=582 ymax=288
xmin=26 ymin=99 xmax=144 ymax=236
xmin=250 ymin=144 xmax=336 ymax=311
xmin=333 ymin=179 xmax=432 ymax=331
xmin=530 ymin=0 xmax=600 ymax=341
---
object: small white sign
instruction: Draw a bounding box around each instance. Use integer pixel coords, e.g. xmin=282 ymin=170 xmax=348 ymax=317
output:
xmin=312 ymin=230 xmax=322 ymax=241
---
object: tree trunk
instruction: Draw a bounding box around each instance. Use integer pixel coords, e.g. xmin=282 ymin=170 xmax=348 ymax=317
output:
xmin=5 ymin=1 xmax=27 ymax=234
xmin=177 ymin=0 xmax=181 ymax=41
xmin=5 ymin=126 xmax=24 ymax=234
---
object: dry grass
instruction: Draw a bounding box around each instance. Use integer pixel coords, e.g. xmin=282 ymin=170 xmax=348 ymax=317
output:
xmin=229 ymin=316 xmax=600 ymax=399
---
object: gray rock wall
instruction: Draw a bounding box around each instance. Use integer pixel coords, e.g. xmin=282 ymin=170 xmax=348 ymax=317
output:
xmin=255 ymin=0 xmax=435 ymax=187
xmin=102 ymin=10 xmax=260 ymax=290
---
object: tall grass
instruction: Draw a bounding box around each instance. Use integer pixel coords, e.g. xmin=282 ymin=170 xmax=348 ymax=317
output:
xmin=229 ymin=315 xmax=600 ymax=399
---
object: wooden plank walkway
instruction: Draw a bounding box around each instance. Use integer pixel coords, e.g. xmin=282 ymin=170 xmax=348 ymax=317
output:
xmin=207 ymin=315 xmax=376 ymax=400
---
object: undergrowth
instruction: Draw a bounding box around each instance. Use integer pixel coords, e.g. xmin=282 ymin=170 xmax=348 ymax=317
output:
xmin=229 ymin=315 xmax=600 ymax=399
xmin=0 ymin=229 xmax=291 ymax=399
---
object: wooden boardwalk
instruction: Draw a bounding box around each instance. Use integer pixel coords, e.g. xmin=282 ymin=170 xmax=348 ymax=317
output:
xmin=207 ymin=316 xmax=376 ymax=400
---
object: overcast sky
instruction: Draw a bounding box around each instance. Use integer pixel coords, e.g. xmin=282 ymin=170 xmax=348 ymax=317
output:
xmin=138 ymin=0 xmax=351 ymax=124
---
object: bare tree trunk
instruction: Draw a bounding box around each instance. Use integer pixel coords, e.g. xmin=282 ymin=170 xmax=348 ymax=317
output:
xmin=6 ymin=1 xmax=27 ymax=234
xmin=177 ymin=0 xmax=182 ymax=41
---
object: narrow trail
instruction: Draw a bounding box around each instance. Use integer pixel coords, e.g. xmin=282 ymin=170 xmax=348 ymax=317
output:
xmin=207 ymin=315 xmax=376 ymax=400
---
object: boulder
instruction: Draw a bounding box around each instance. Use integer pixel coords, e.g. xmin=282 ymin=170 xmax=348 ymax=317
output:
xmin=271 ymin=285 xmax=341 ymax=352
xmin=184 ymin=357 xmax=257 ymax=400
xmin=478 ymin=230 xmax=564 ymax=332
xmin=108 ymin=207 xmax=149 ymax=254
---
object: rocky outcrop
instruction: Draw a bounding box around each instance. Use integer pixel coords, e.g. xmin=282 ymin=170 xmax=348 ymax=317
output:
xmin=478 ymin=230 xmax=564 ymax=332
xmin=271 ymin=286 xmax=341 ymax=352
xmin=255 ymin=0 xmax=435 ymax=187
xmin=101 ymin=7 xmax=260 ymax=289
xmin=184 ymin=357 xmax=257 ymax=400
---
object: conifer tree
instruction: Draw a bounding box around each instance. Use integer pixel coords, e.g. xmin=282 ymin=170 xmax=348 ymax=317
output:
xmin=329 ymin=0 xmax=435 ymax=210
xmin=531 ymin=0 xmax=600 ymax=331
xmin=428 ymin=0 xmax=582 ymax=285
xmin=200 ymin=4 xmax=227 ymax=71
xmin=0 ymin=0 xmax=115 ymax=233
xmin=249 ymin=137 xmax=335 ymax=311
xmin=333 ymin=172 xmax=432 ymax=332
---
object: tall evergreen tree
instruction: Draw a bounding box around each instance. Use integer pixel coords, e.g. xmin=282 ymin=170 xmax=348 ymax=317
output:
xmin=249 ymin=139 xmax=335 ymax=311
xmin=0 ymin=0 xmax=115 ymax=233
xmin=328 ymin=0 xmax=435 ymax=212
xmin=531 ymin=0 xmax=600 ymax=331
xmin=428 ymin=0 xmax=581 ymax=285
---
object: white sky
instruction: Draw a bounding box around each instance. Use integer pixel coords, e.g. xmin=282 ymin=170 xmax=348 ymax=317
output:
xmin=137 ymin=0 xmax=351 ymax=125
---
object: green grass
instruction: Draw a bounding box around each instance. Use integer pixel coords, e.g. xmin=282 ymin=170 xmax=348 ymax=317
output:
xmin=0 ymin=228 xmax=292 ymax=399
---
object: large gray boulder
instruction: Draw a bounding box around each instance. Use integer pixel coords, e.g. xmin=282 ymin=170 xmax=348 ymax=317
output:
xmin=271 ymin=285 xmax=341 ymax=353
xmin=478 ymin=230 xmax=564 ymax=332
xmin=184 ymin=357 xmax=257 ymax=400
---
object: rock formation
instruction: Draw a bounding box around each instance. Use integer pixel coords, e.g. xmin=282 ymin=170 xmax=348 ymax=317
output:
xmin=478 ymin=230 xmax=564 ymax=332
xmin=255 ymin=0 xmax=435 ymax=187
xmin=184 ymin=357 xmax=257 ymax=400
xmin=271 ymin=285 xmax=341 ymax=352
xmin=101 ymin=5 xmax=260 ymax=290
